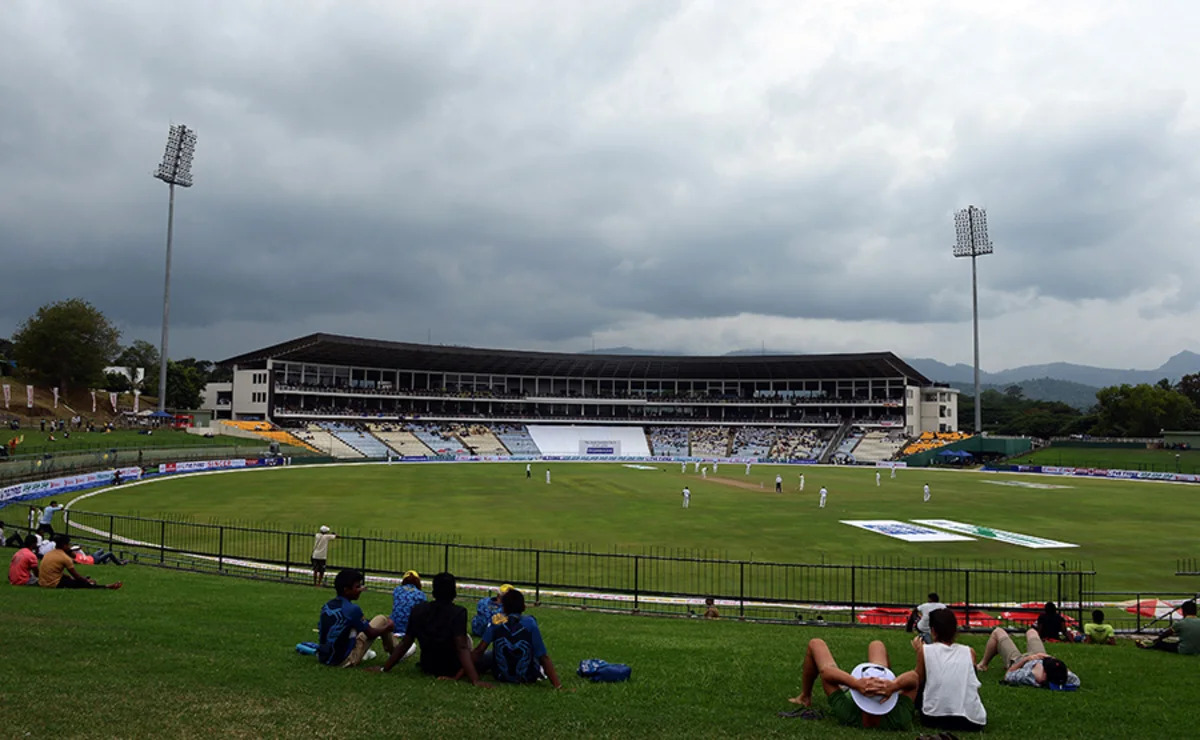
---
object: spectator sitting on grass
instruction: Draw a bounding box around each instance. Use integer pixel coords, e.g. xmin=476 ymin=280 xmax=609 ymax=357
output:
xmin=1137 ymin=600 xmax=1200 ymax=654
xmin=8 ymin=535 xmax=39 ymax=586
xmin=38 ymin=535 xmax=122 ymax=590
xmin=913 ymin=608 xmax=986 ymax=733
xmin=907 ymin=592 xmax=948 ymax=644
xmin=317 ymin=568 xmax=395 ymax=667
xmin=471 ymin=587 xmax=564 ymax=688
xmin=975 ymin=628 xmax=1080 ymax=689
xmin=390 ymin=569 xmax=427 ymax=653
xmin=471 ymin=583 xmax=513 ymax=637
xmin=1034 ymin=601 xmax=1071 ymax=642
xmin=787 ymin=638 xmax=918 ymax=730
xmin=374 ymin=571 xmax=490 ymax=687
xmin=1084 ymin=610 xmax=1116 ymax=645
xmin=703 ymin=597 xmax=720 ymax=619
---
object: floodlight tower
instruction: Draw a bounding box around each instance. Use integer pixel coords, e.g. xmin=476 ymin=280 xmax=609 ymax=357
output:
xmin=153 ymin=124 xmax=197 ymax=413
xmin=953 ymin=205 xmax=993 ymax=435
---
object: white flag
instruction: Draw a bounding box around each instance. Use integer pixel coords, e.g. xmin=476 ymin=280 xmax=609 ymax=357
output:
xmin=133 ymin=391 xmax=140 ymax=413
xmin=2 ymin=384 xmax=9 ymax=409
xmin=91 ymin=390 xmax=97 ymax=413
xmin=109 ymin=392 xmax=118 ymax=412
xmin=26 ymin=385 xmax=34 ymax=409
xmin=53 ymin=387 xmax=59 ymax=408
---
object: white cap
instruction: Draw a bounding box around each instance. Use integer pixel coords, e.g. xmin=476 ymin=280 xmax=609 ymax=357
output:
xmin=319 ymin=525 xmax=330 ymax=534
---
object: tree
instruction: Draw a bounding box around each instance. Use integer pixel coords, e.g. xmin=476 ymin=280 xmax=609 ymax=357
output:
xmin=115 ymin=340 xmax=160 ymax=392
xmin=12 ymin=299 xmax=121 ymax=391
xmin=165 ymin=361 xmax=205 ymax=410
xmin=103 ymin=371 xmax=132 ymax=393
xmin=1092 ymin=383 xmax=1197 ymax=436
xmin=1176 ymin=373 xmax=1200 ymax=408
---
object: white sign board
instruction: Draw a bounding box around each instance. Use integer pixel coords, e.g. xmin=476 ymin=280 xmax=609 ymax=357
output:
xmin=841 ymin=519 xmax=975 ymax=543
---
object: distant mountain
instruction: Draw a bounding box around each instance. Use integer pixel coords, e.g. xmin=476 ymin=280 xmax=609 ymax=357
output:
xmin=585 ymin=347 xmax=683 ymax=356
xmin=949 ymin=378 xmax=1101 ymax=410
xmin=907 ymin=351 xmax=1200 ymax=388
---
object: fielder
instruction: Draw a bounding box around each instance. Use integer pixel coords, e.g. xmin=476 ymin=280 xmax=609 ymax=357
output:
xmin=799 ymin=473 xmax=805 ymax=492
xmin=745 ymin=462 xmax=752 ymax=475
xmin=701 ymin=467 xmax=708 ymax=479
xmin=682 ymin=486 xmax=691 ymax=509
xmin=775 ymin=474 xmax=783 ymax=493
xmin=819 ymin=486 xmax=828 ymax=508
xmin=876 ymin=470 xmax=881 ymax=487
xmin=545 ymin=469 xmax=551 ymax=485
xmin=923 ymin=483 xmax=931 ymax=503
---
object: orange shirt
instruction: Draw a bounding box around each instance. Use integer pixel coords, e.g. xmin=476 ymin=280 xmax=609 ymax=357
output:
xmin=8 ymin=548 xmax=38 ymax=585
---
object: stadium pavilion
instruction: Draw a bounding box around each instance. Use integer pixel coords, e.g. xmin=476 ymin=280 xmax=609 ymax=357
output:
xmin=205 ymin=333 xmax=957 ymax=438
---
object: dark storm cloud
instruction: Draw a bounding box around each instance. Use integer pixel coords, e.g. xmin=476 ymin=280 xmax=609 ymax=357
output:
xmin=2 ymin=1 xmax=1200 ymax=366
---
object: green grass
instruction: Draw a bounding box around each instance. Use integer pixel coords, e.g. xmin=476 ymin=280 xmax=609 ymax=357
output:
xmin=28 ymin=462 xmax=1200 ymax=602
xmin=1009 ymin=446 xmax=1200 ymax=474
xmin=1 ymin=565 xmax=1195 ymax=739
xmin=3 ymin=428 xmax=284 ymax=457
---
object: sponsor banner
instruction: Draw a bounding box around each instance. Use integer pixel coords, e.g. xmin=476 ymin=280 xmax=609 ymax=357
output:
xmin=158 ymin=459 xmax=257 ymax=475
xmin=841 ymin=519 xmax=975 ymax=543
xmin=623 ymin=464 xmax=659 ymax=470
xmin=0 ymin=467 xmax=143 ymax=506
xmin=875 ymin=462 xmax=908 ymax=469
xmin=580 ymin=439 xmax=620 ymax=456
xmin=586 ymin=446 xmax=615 ymax=455
xmin=1039 ymin=466 xmax=1200 ymax=484
xmin=913 ymin=519 xmax=1077 ymax=549
xmin=982 ymin=480 xmax=1073 ymax=490
xmin=109 ymin=392 xmax=118 ymax=412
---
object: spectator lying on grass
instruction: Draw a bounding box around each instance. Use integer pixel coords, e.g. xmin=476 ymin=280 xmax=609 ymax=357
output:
xmin=317 ymin=568 xmax=395 ymax=667
xmin=976 ymin=628 xmax=1080 ymax=689
xmin=1137 ymin=600 xmax=1200 ymax=654
xmin=38 ymin=535 xmax=122 ymax=590
xmin=787 ymin=638 xmax=918 ymax=730
xmin=373 ymin=571 xmax=490 ymax=687
xmin=913 ymin=608 xmax=986 ymax=733
xmin=471 ymin=587 xmax=563 ymax=688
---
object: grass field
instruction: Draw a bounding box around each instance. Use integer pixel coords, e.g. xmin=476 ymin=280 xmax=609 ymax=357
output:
xmin=1008 ymin=446 xmax=1200 ymax=474
xmin=31 ymin=462 xmax=1200 ymax=600
xmin=2 ymin=566 xmax=1196 ymax=739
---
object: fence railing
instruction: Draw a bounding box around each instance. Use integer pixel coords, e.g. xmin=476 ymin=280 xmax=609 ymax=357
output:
xmin=0 ymin=445 xmax=280 ymax=486
xmin=1085 ymin=591 xmax=1200 ymax=634
xmin=53 ymin=506 xmax=1096 ymax=627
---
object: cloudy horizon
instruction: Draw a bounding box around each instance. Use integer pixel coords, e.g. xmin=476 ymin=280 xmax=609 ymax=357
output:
xmin=3 ymin=1 xmax=1199 ymax=372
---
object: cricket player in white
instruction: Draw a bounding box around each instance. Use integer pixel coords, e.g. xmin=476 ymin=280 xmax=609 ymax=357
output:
xmin=682 ymin=486 xmax=690 ymax=508
xmin=546 ymin=469 xmax=551 ymax=484
xmin=876 ymin=471 xmax=881 ymax=487
xmin=681 ymin=461 xmax=686 ymax=473
xmin=923 ymin=483 xmax=931 ymax=503
xmin=819 ymin=486 xmax=828 ymax=508
xmin=890 ymin=465 xmax=897 ymax=479
xmin=775 ymin=474 xmax=783 ymax=493
xmin=694 ymin=461 xmax=701 ymax=473
xmin=745 ymin=462 xmax=752 ymax=475
xmin=799 ymin=473 xmax=805 ymax=491
xmin=701 ymin=467 xmax=707 ymax=479
xmin=526 ymin=463 xmax=531 ymax=479
xmin=713 ymin=461 xmax=719 ymax=473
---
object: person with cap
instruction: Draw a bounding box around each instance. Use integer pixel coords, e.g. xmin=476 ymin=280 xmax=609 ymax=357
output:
xmin=374 ymin=571 xmax=491 ymax=687
xmin=317 ymin=568 xmax=395 ymax=667
xmin=786 ymin=638 xmax=918 ymax=730
xmin=472 ymin=583 xmax=514 ymax=637
xmin=390 ymin=570 xmax=428 ymax=637
xmin=38 ymin=535 xmax=122 ymax=590
xmin=471 ymin=587 xmax=564 ymax=688
xmin=913 ymin=608 xmax=987 ymax=732
xmin=311 ymin=525 xmax=337 ymax=587
xmin=975 ymin=627 xmax=1080 ymax=689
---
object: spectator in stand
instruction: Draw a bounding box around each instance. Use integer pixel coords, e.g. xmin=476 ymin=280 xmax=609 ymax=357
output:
xmin=1084 ymin=610 xmax=1116 ymax=645
xmin=38 ymin=535 xmax=122 ymax=590
xmin=1034 ymin=602 xmax=1070 ymax=641
xmin=1138 ymin=600 xmax=1200 ymax=654
xmin=9 ymin=534 xmax=40 ymax=585
xmin=913 ymin=608 xmax=986 ymax=732
xmin=317 ymin=568 xmax=396 ymax=667
xmin=472 ymin=587 xmax=563 ymax=688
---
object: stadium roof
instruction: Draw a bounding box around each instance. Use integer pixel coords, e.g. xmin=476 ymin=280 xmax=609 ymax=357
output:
xmin=221 ymin=333 xmax=933 ymax=383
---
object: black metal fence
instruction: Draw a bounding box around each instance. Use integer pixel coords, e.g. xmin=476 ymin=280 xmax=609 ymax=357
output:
xmin=56 ymin=506 xmax=1096 ymax=627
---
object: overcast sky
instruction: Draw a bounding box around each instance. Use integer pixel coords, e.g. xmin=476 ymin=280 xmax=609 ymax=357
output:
xmin=3 ymin=0 xmax=1199 ymax=371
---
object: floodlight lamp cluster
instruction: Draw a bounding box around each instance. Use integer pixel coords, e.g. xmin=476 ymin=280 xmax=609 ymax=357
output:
xmin=953 ymin=205 xmax=993 ymax=257
xmin=154 ymin=124 xmax=197 ymax=188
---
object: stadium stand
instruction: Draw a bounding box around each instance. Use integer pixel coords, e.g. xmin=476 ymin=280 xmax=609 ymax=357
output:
xmin=299 ymin=424 xmax=365 ymax=458
xmin=771 ymin=427 xmax=831 ymax=461
xmin=409 ymin=423 xmax=470 ymax=455
xmin=367 ymin=424 xmax=435 ymax=457
xmin=454 ymin=424 xmax=509 ymax=456
xmin=731 ymin=426 xmax=776 ymax=457
xmin=648 ymin=426 xmax=689 ymax=456
xmin=217 ymin=420 xmax=320 ymax=453
xmin=902 ymin=431 xmax=972 ymax=456
xmin=319 ymin=422 xmax=391 ymax=458
xmin=526 ymin=425 xmax=652 ymax=457
xmin=853 ymin=430 xmax=907 ymax=462
xmin=492 ymin=424 xmax=540 ymax=455
xmin=690 ymin=427 xmax=731 ymax=457
xmin=831 ymin=429 xmax=864 ymax=460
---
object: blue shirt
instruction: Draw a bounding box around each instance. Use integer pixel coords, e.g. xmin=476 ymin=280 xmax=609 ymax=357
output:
xmin=39 ymin=505 xmax=62 ymax=525
xmin=472 ymin=596 xmax=503 ymax=637
xmin=317 ymin=596 xmax=370 ymax=666
xmin=390 ymin=584 xmax=428 ymax=634
xmin=481 ymin=612 xmax=548 ymax=683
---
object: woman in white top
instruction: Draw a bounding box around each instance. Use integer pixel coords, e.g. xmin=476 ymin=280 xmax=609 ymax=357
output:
xmin=913 ymin=607 xmax=987 ymax=733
